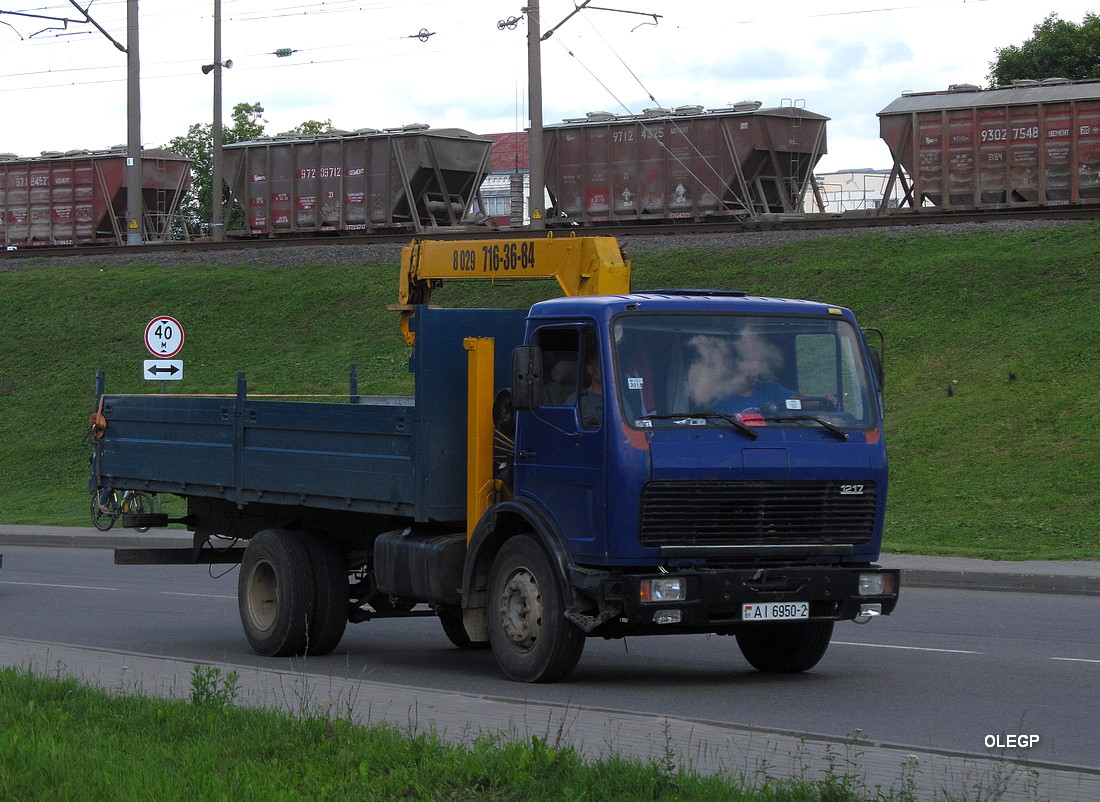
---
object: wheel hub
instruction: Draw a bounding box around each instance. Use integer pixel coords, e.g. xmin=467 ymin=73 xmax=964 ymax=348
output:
xmin=499 ymin=569 xmax=543 ymax=651
xmin=244 ymin=559 xmax=278 ymax=632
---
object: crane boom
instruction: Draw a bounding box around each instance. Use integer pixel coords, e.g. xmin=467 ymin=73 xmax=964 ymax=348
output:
xmin=394 ymin=235 xmax=631 ymax=345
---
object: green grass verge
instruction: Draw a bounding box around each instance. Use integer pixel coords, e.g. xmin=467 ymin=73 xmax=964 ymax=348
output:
xmin=1 ymin=223 xmax=1096 ymax=558
xmin=0 ymin=665 xmax=930 ymax=801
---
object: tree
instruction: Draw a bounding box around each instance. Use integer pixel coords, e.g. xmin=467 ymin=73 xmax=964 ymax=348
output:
xmin=165 ymin=102 xmax=267 ymax=237
xmin=284 ymin=119 xmax=335 ymax=136
xmin=988 ymin=13 xmax=1100 ymax=87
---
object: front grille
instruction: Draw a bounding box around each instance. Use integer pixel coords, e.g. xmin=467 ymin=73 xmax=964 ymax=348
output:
xmin=640 ymin=480 xmax=876 ymax=547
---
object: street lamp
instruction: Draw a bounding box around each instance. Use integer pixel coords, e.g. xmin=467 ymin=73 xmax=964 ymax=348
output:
xmin=202 ymin=0 xmax=230 ymax=242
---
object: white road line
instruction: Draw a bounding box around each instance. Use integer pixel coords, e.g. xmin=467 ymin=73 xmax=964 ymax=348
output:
xmin=834 ymin=641 xmax=982 ymax=655
xmin=0 ymin=580 xmax=116 ymax=591
xmin=1 ymin=580 xmax=233 ymax=599
xmin=161 ymin=591 xmax=236 ymax=600
xmin=1050 ymin=657 xmax=1100 ymax=664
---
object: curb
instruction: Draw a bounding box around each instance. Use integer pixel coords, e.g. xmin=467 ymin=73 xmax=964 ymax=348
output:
xmin=0 ymin=528 xmax=192 ymax=551
xmin=897 ymin=567 xmax=1100 ymax=596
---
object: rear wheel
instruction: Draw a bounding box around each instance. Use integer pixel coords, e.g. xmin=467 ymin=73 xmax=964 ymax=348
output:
xmin=238 ymin=529 xmax=315 ymax=656
xmin=487 ymin=535 xmax=584 ymax=682
xmin=295 ymin=531 xmax=349 ymax=656
xmin=736 ymin=620 xmax=834 ymax=673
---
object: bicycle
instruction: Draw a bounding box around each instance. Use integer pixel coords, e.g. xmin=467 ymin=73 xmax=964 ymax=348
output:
xmin=90 ymin=488 xmax=156 ymax=532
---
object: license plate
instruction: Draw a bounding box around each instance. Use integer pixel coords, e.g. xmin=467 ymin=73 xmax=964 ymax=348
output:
xmin=742 ymin=601 xmax=810 ymax=621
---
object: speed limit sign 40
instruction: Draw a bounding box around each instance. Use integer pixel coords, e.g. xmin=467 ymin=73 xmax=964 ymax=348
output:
xmin=145 ymin=316 xmax=184 ymax=358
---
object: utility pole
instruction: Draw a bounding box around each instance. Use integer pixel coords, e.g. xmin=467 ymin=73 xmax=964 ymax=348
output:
xmin=126 ymin=0 xmax=143 ymax=245
xmin=526 ymin=0 xmax=546 ymax=230
xmin=517 ymin=1 xmax=659 ymax=231
xmin=211 ymin=0 xmax=225 ymax=242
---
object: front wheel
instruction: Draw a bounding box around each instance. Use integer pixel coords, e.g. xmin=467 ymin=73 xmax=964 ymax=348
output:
xmin=487 ymin=535 xmax=585 ymax=682
xmin=736 ymin=620 xmax=834 ymax=673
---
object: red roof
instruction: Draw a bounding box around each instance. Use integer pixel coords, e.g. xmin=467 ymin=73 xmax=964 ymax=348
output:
xmin=484 ymin=132 xmax=528 ymax=172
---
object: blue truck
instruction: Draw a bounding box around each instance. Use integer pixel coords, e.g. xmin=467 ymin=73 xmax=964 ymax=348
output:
xmin=90 ymin=236 xmax=899 ymax=682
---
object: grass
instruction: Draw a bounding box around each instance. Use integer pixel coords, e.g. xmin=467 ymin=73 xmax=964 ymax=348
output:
xmin=0 ymin=665 xmax=988 ymax=802
xmin=0 ymin=223 xmax=1097 ymax=558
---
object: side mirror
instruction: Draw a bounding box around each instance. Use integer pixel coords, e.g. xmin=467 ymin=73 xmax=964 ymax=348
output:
xmin=866 ymin=344 xmax=884 ymax=389
xmin=861 ymin=327 xmax=885 ymax=389
xmin=511 ymin=345 xmax=544 ymax=411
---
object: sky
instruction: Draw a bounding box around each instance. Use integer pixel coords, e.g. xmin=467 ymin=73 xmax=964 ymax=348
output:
xmin=1 ymin=1 xmax=1097 ymax=172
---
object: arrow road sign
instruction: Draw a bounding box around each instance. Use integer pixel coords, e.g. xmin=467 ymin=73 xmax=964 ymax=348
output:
xmin=143 ymin=360 xmax=183 ymax=380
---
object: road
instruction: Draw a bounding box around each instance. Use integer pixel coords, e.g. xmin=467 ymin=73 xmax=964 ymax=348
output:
xmin=1 ymin=544 xmax=1097 ymax=771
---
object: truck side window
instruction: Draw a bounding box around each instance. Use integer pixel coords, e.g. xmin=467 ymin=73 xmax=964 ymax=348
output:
xmin=577 ymin=334 xmax=602 ymax=430
xmin=534 ymin=326 xmax=602 ymax=429
xmin=536 ymin=328 xmax=581 ymax=407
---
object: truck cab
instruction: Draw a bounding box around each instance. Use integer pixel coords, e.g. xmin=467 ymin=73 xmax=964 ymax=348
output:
xmin=461 ymin=290 xmax=897 ymax=680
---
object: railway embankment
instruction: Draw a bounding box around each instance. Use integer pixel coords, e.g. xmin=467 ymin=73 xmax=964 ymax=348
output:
xmin=1 ymin=219 xmax=1096 ymax=560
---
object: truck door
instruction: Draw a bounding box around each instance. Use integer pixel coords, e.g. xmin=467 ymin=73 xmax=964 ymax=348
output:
xmin=514 ymin=325 xmax=607 ymax=559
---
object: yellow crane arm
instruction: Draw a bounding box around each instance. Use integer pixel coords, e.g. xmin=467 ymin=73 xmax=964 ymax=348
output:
xmin=394 ymin=235 xmax=631 ymax=345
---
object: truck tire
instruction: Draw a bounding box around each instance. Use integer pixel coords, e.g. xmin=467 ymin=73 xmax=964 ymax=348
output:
xmin=487 ymin=534 xmax=585 ymax=682
xmin=295 ymin=531 xmax=349 ymax=656
xmin=735 ymin=620 xmax=834 ymax=673
xmin=438 ymin=606 xmax=489 ymax=650
xmin=238 ymin=529 xmax=315 ymax=657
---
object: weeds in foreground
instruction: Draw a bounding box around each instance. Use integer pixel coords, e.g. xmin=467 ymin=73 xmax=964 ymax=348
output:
xmin=0 ymin=665 xmax=1044 ymax=802
xmin=188 ymin=664 xmax=240 ymax=707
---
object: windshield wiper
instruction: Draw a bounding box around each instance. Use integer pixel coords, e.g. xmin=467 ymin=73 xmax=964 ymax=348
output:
xmin=639 ymin=412 xmax=759 ymax=440
xmin=762 ymin=415 xmax=849 ymax=441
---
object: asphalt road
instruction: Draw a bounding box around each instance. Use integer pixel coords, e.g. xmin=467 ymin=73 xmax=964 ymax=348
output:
xmin=1 ymin=543 xmax=1097 ymax=771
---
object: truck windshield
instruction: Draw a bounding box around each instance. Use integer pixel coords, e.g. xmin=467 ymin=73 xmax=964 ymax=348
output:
xmin=612 ymin=314 xmax=876 ymax=431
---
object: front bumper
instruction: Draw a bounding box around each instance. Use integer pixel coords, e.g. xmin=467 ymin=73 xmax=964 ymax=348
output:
xmin=571 ymin=564 xmax=900 ymax=637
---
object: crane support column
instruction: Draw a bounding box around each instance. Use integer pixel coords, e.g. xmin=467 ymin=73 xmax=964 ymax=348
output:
xmin=464 ymin=337 xmax=498 ymax=542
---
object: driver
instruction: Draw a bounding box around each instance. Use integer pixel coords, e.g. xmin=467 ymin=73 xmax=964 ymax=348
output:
xmin=712 ymin=355 xmax=795 ymax=422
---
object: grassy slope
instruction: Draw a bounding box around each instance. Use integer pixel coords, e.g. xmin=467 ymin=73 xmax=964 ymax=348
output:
xmin=1 ymin=223 xmax=1096 ymax=559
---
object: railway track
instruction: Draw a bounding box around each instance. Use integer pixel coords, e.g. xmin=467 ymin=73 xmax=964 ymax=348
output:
xmin=3 ymin=205 xmax=1097 ymax=262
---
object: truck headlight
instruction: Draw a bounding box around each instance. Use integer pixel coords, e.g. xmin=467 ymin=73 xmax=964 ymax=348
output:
xmin=639 ymin=577 xmax=686 ymax=603
xmin=858 ymin=572 xmax=894 ymax=596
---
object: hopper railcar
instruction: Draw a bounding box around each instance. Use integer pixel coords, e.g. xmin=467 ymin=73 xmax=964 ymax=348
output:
xmin=878 ymin=78 xmax=1100 ymax=211
xmin=223 ymin=125 xmax=493 ymax=237
xmin=0 ymin=148 xmax=190 ymax=248
xmin=542 ymin=103 xmax=828 ymax=224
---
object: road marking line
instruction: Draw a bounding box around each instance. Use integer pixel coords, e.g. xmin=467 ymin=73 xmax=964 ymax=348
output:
xmin=161 ymin=592 xmax=236 ymax=600
xmin=0 ymin=580 xmax=116 ymax=591
xmin=1050 ymin=657 xmax=1100 ymax=664
xmin=834 ymin=641 xmax=982 ymax=655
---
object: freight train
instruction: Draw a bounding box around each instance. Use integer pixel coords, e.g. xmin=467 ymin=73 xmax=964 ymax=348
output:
xmin=7 ymin=78 xmax=1100 ymax=248
xmin=543 ymin=79 xmax=1100 ymax=222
